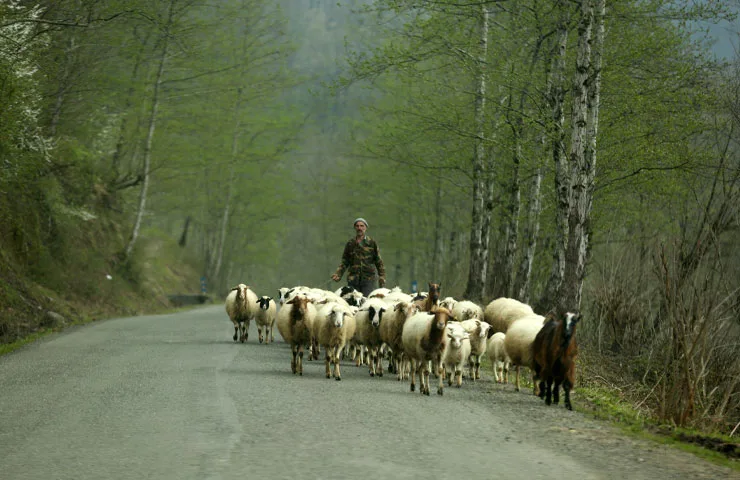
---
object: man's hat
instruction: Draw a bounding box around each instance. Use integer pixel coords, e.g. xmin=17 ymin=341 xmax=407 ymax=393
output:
xmin=353 ymin=217 xmax=368 ymax=227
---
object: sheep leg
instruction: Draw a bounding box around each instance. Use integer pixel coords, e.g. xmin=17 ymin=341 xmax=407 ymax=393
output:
xmin=436 ymin=361 xmax=444 ymax=396
xmin=334 ymin=348 xmax=342 ymax=381
xmin=291 ymin=345 xmax=298 ymax=374
xmin=456 ymin=367 xmax=463 ymax=388
xmin=376 ymin=348 xmax=384 ymax=377
xmin=396 ymin=354 xmax=404 ymax=382
xmin=409 ymin=359 xmax=417 ymax=392
xmin=241 ymin=320 xmax=249 ymax=343
xmin=325 ymin=349 xmax=332 ymax=378
xmin=515 ymin=366 xmax=521 ymax=392
xmin=474 ymin=357 xmax=481 ymax=380
xmin=269 ymin=323 xmax=275 ymax=343
xmin=468 ymin=355 xmax=476 ymax=382
xmin=232 ymin=325 xmax=238 ymax=342
xmin=297 ymin=345 xmax=304 ymax=376
xmin=545 ymin=378 xmax=553 ymax=405
xmin=258 ymin=327 xmax=264 ymax=344
xmin=368 ymin=347 xmax=376 ymax=377
xmin=311 ymin=337 xmax=320 ymax=360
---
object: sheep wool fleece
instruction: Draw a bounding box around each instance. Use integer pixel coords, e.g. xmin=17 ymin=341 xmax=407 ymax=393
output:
xmin=334 ymin=235 xmax=386 ymax=286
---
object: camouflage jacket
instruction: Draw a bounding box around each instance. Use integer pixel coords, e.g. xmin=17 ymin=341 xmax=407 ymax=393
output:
xmin=334 ymin=235 xmax=386 ymax=282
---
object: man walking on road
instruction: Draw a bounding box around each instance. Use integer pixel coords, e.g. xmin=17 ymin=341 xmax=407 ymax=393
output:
xmin=331 ymin=217 xmax=386 ymax=297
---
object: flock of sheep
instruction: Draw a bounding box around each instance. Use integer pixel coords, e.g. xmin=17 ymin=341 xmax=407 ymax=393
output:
xmin=225 ymin=283 xmax=581 ymax=410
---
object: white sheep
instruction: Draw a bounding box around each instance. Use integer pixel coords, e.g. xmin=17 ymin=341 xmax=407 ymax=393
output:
xmin=255 ymin=296 xmax=277 ymax=344
xmin=503 ymin=314 xmax=546 ymax=393
xmin=313 ymin=301 xmax=357 ymax=381
xmin=439 ymin=296 xmax=458 ymax=312
xmin=224 ymin=284 xmax=258 ymax=343
xmin=486 ymin=332 xmax=510 ymax=383
xmin=277 ymin=285 xmax=310 ymax=306
xmin=353 ymin=298 xmax=388 ymax=377
xmin=452 ymin=300 xmax=484 ymax=322
xmin=460 ymin=319 xmax=492 ymax=381
xmin=382 ymin=289 xmax=414 ymax=304
xmin=401 ymin=306 xmax=452 ymax=396
xmin=442 ymin=322 xmax=471 ymax=388
xmin=484 ymin=297 xmax=535 ymax=334
xmin=367 ymin=287 xmax=392 ymax=299
xmin=378 ymin=301 xmax=420 ymax=381
xmin=276 ymin=295 xmax=317 ymax=376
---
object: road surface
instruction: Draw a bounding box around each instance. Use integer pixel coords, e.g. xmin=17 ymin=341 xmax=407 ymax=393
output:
xmin=0 ymin=306 xmax=736 ymax=479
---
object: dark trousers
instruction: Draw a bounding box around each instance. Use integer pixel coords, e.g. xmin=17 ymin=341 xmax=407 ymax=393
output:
xmin=349 ymin=277 xmax=377 ymax=297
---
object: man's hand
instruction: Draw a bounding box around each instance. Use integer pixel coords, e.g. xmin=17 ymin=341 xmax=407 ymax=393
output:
xmin=331 ymin=274 xmax=340 ymax=282
xmin=378 ymin=277 xmax=386 ymax=287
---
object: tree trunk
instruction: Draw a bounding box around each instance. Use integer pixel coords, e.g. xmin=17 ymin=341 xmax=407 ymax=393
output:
xmin=212 ymin=87 xmax=244 ymax=282
xmin=124 ymin=0 xmax=175 ymax=260
xmin=111 ymin=27 xmax=150 ymax=182
xmin=49 ymin=35 xmax=76 ymax=136
xmin=559 ymin=0 xmax=595 ymax=313
xmin=536 ymin=1 xmax=571 ymax=313
xmin=514 ymin=167 xmax=542 ymax=303
xmin=463 ymin=4 xmax=490 ymax=303
xmin=432 ymin=175 xmax=443 ymax=281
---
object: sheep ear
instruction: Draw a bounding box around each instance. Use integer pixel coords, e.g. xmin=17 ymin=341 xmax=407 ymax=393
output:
xmin=230 ymin=286 xmax=239 ymax=291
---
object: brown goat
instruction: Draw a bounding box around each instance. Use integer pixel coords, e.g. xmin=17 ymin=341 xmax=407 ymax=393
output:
xmin=414 ymin=282 xmax=441 ymax=312
xmin=532 ymin=311 xmax=581 ymax=410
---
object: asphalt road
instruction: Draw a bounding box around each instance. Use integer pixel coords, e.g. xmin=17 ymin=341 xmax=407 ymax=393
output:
xmin=0 ymin=305 xmax=737 ymax=480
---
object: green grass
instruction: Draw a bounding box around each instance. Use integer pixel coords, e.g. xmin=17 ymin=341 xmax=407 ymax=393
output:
xmin=577 ymin=384 xmax=739 ymax=470
xmin=479 ymin=355 xmax=738 ymax=470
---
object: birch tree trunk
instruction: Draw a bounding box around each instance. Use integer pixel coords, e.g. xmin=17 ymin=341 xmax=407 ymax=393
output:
xmin=463 ymin=4 xmax=490 ymax=302
xmin=124 ymin=0 xmax=175 ymax=260
xmin=536 ymin=2 xmax=571 ymax=313
xmin=559 ymin=0 xmax=596 ymax=312
xmin=514 ymin=167 xmax=542 ymax=303
xmin=211 ymin=93 xmax=241 ymax=283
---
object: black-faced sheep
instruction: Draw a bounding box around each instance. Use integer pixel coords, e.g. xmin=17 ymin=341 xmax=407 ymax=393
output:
xmin=353 ymin=298 xmax=388 ymax=377
xmin=401 ymin=306 xmax=452 ymax=396
xmin=225 ymin=284 xmax=258 ymax=343
xmin=255 ymin=296 xmax=277 ymax=344
xmin=276 ymin=295 xmax=317 ymax=376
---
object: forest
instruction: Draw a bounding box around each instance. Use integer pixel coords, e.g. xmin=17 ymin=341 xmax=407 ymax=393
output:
xmin=1 ymin=0 xmax=738 ymax=437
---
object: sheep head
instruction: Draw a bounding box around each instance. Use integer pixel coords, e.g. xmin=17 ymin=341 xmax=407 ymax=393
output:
xmin=258 ymin=296 xmax=272 ymax=310
xmin=446 ymin=325 xmax=467 ymax=349
xmin=368 ymin=304 xmax=386 ymax=327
